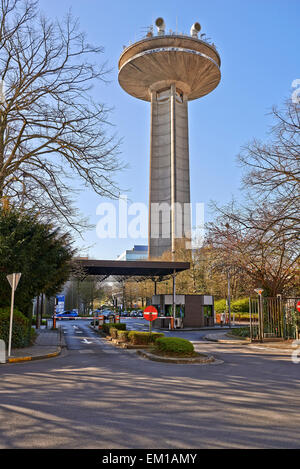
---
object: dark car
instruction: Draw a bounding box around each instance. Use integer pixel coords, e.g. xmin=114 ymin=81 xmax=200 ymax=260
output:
xmin=56 ymin=310 xmax=79 ymax=320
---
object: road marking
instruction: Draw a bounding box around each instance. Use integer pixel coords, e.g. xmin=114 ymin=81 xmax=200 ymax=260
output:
xmin=82 ymin=338 xmax=92 ymax=344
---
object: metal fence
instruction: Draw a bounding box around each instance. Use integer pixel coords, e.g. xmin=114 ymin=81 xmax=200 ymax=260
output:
xmin=249 ymin=296 xmax=300 ymax=342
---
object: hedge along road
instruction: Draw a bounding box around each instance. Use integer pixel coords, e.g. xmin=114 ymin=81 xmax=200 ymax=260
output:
xmin=0 ymin=318 xmax=299 ymax=449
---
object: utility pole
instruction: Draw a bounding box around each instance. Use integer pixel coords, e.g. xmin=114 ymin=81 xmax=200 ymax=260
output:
xmin=225 ymin=223 xmax=231 ymax=328
xmin=227 ymin=269 xmax=231 ymax=328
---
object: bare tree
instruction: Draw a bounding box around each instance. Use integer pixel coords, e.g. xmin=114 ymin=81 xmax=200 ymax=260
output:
xmin=0 ymin=0 xmax=123 ymax=230
xmin=207 ymin=98 xmax=299 ymax=296
xmin=207 ymin=203 xmax=299 ymax=296
xmin=238 ymin=99 xmax=300 ymax=243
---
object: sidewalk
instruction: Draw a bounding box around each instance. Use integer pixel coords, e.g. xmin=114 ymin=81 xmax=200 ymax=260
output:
xmin=158 ymin=325 xmax=244 ymax=332
xmin=6 ymin=328 xmax=64 ymax=363
xmin=204 ymin=331 xmax=295 ymax=350
xmin=205 ymin=332 xmax=249 ymax=345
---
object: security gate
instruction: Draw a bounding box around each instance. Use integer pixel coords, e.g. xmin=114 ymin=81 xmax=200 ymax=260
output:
xmin=249 ymin=297 xmax=300 ymax=342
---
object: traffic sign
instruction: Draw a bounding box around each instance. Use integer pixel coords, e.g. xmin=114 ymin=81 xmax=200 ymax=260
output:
xmin=143 ymin=306 xmax=158 ymax=322
xmin=296 ymin=301 xmax=300 ymax=313
xmin=6 ymin=273 xmax=22 ymax=357
xmin=254 ymin=288 xmax=264 ymax=296
xmin=6 ymin=273 xmax=22 ymax=291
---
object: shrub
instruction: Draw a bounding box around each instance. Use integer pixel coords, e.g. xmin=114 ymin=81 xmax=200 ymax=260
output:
xmin=31 ymin=318 xmax=47 ymax=326
xmin=102 ymin=322 xmax=126 ymax=334
xmin=0 ymin=307 xmax=30 ymax=348
xmin=154 ymin=337 xmax=195 ymax=356
xmin=215 ymin=298 xmax=250 ymax=315
xmin=109 ymin=327 xmax=118 ymax=339
xmin=214 ymin=299 xmax=227 ymax=314
xmin=30 ymin=327 xmax=37 ymax=345
xmin=231 ymin=298 xmax=249 ymax=314
xmin=117 ymin=330 xmax=130 ymax=342
xmin=230 ymin=327 xmax=250 ymax=338
xmin=128 ymin=331 xmax=164 ymax=345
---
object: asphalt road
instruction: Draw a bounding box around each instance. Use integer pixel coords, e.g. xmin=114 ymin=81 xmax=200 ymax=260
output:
xmin=0 ymin=318 xmax=299 ymax=449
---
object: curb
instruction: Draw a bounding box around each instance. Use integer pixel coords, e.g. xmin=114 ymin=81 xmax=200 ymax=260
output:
xmin=204 ymin=334 xmax=249 ymax=345
xmin=7 ymin=346 xmax=62 ymax=363
xmin=137 ymin=349 xmax=217 ymax=364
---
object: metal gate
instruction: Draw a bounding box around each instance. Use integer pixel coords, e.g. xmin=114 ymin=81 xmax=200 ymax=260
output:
xmin=249 ymin=296 xmax=300 ymax=342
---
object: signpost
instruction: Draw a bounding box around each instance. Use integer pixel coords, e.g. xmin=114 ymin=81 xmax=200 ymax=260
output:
xmin=56 ymin=295 xmax=65 ymax=314
xmin=7 ymin=273 xmax=22 ymax=357
xmin=143 ymin=306 xmax=158 ymax=335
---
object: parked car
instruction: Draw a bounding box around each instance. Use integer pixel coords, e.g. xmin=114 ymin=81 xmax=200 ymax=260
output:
xmin=56 ymin=310 xmax=79 ymax=320
xmin=130 ymin=311 xmax=137 ymax=317
xmin=137 ymin=311 xmax=144 ymax=318
xmin=102 ymin=310 xmax=115 ymax=320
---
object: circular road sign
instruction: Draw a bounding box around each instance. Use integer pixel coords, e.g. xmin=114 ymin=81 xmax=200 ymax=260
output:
xmin=296 ymin=301 xmax=300 ymax=313
xmin=143 ymin=306 xmax=158 ymax=322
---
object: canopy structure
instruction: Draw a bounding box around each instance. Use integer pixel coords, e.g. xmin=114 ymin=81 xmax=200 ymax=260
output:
xmin=72 ymin=259 xmax=190 ymax=327
xmin=74 ymin=259 xmax=190 ymax=279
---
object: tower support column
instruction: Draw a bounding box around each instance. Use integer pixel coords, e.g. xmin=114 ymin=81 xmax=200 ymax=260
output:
xmin=149 ymin=84 xmax=191 ymax=259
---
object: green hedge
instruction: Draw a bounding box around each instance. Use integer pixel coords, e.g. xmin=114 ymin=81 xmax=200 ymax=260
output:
xmin=215 ymin=298 xmax=249 ymax=314
xmin=231 ymin=298 xmax=249 ymax=314
xmin=154 ymin=337 xmax=194 ymax=356
xmin=127 ymin=331 xmax=164 ymax=345
xmin=117 ymin=330 xmax=130 ymax=342
xmin=0 ymin=307 xmax=31 ymax=348
xmin=31 ymin=318 xmax=47 ymax=326
xmin=102 ymin=322 xmax=126 ymax=334
xmin=109 ymin=327 xmax=119 ymax=339
xmin=214 ymin=299 xmax=227 ymax=314
xmin=230 ymin=327 xmax=250 ymax=338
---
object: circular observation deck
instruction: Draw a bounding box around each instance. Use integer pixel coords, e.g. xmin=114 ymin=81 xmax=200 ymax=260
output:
xmin=118 ymin=35 xmax=221 ymax=102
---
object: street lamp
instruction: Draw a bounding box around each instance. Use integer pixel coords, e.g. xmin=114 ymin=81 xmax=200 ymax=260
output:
xmin=225 ymin=223 xmax=231 ymax=329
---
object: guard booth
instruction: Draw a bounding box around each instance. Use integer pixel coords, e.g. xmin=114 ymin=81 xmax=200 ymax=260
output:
xmin=152 ymin=294 xmax=214 ymax=329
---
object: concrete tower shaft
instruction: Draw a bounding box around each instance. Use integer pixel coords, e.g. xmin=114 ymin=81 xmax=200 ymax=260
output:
xmin=118 ymin=23 xmax=221 ymax=258
xmin=149 ymin=84 xmax=191 ymax=258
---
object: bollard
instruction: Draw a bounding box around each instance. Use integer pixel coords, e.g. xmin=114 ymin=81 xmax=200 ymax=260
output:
xmin=170 ymin=317 xmax=174 ymax=330
xmin=98 ymin=315 xmax=104 ymax=330
xmin=0 ymin=339 xmax=6 ymax=364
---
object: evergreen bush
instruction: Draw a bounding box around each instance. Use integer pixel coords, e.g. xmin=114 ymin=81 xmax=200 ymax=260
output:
xmin=0 ymin=307 xmax=30 ymax=348
xmin=154 ymin=337 xmax=195 ymax=356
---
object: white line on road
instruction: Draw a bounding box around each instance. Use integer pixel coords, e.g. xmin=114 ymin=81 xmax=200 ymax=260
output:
xmin=82 ymin=338 xmax=93 ymax=344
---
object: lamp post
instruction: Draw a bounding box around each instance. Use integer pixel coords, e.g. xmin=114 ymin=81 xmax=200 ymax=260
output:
xmin=254 ymin=288 xmax=264 ymax=342
xmin=225 ymin=223 xmax=231 ymax=328
xmin=227 ymin=269 xmax=231 ymax=328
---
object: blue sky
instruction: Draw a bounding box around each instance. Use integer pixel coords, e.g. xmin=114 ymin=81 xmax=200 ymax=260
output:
xmin=39 ymin=0 xmax=300 ymax=259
